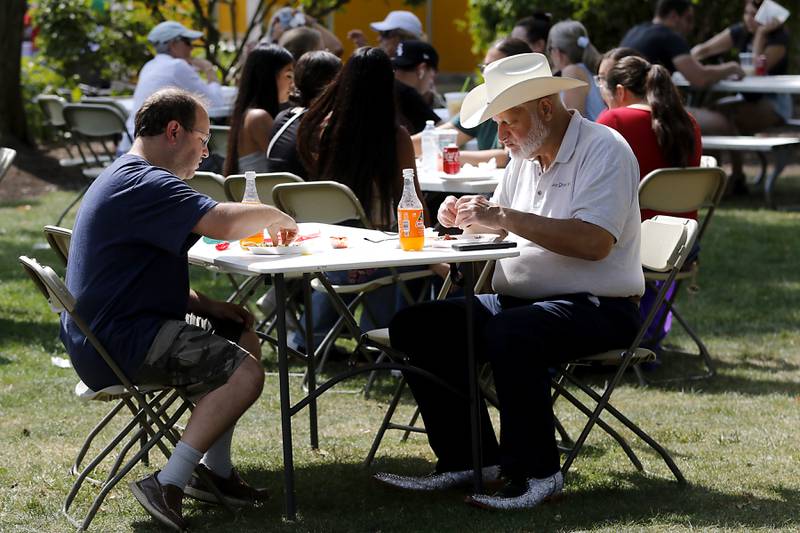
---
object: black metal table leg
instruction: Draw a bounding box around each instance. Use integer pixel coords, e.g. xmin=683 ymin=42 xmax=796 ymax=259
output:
xmin=463 ymin=264 xmax=483 ymax=494
xmin=275 ymin=274 xmax=297 ymax=520
xmin=303 ymin=273 xmax=319 ymax=449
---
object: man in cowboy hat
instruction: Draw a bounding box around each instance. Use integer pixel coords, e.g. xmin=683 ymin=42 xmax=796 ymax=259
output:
xmin=375 ymin=53 xmax=644 ymax=509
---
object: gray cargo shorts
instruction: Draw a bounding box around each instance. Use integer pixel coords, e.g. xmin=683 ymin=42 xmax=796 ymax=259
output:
xmin=133 ymin=313 xmax=251 ymax=397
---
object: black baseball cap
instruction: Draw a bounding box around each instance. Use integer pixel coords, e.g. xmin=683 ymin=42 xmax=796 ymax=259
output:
xmin=392 ymin=40 xmax=439 ymax=70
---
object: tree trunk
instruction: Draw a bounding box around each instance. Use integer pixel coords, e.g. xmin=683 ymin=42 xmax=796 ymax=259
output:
xmin=0 ymin=0 xmax=29 ymax=146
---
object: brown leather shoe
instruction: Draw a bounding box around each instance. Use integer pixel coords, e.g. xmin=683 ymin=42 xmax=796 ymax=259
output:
xmin=129 ymin=471 xmax=186 ymax=531
xmin=184 ymin=464 xmax=268 ymax=506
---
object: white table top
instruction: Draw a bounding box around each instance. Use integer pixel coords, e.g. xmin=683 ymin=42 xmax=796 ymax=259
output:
xmin=701 ymin=135 xmax=800 ymax=150
xmin=418 ymin=168 xmax=504 ymax=194
xmin=189 ymin=223 xmax=518 ymax=276
xmin=673 ymin=72 xmax=800 ymax=94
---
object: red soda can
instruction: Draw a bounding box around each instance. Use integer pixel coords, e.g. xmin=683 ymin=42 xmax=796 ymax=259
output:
xmin=755 ymin=54 xmax=767 ymax=76
xmin=442 ymin=144 xmax=460 ymax=174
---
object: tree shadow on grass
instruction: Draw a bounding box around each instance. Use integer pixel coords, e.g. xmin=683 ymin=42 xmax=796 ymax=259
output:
xmin=128 ymin=461 xmax=799 ymax=532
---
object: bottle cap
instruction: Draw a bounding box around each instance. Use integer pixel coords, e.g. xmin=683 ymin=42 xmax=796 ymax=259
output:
xmin=402 ymin=168 xmax=415 ymax=180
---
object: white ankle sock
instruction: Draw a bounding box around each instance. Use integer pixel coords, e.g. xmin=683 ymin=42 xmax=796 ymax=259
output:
xmin=158 ymin=441 xmax=203 ymax=489
xmin=200 ymin=426 xmax=234 ymax=478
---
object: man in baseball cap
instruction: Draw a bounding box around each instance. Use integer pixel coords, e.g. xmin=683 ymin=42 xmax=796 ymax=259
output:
xmin=347 ymin=10 xmax=424 ymax=57
xmin=392 ymin=40 xmax=441 ymax=133
xmin=376 ymin=53 xmax=645 ymax=510
xmin=119 ymin=21 xmax=224 ymax=154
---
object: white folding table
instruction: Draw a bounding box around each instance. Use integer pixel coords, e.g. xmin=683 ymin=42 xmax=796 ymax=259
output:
xmin=188 ymin=223 xmax=519 ymax=520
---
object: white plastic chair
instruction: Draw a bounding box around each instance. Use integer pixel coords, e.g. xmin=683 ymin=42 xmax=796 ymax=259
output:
xmin=0 ymin=147 xmax=16 ymax=185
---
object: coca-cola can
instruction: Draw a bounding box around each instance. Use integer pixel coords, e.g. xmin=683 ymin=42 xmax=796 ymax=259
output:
xmin=443 ymin=144 xmax=460 ymax=174
xmin=755 ymin=54 xmax=767 ymax=76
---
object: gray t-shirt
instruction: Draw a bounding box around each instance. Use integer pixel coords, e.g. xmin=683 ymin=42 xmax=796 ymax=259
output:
xmin=491 ymin=111 xmax=644 ymax=299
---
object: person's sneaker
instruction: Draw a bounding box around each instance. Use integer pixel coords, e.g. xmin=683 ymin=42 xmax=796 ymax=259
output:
xmin=129 ymin=471 xmax=186 ymax=531
xmin=465 ymin=471 xmax=563 ymax=510
xmin=184 ymin=464 xmax=268 ymax=506
xmin=374 ymin=465 xmax=500 ymax=491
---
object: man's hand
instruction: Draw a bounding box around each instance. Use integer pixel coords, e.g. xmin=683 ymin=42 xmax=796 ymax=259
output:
xmin=454 ymin=195 xmax=503 ymax=230
xmin=437 ymin=195 xmax=460 ymax=227
xmin=188 ymin=57 xmax=217 ymax=81
xmin=265 ymin=211 xmax=299 ymax=247
xmin=208 ymin=300 xmax=255 ymax=330
xmin=347 ymin=29 xmax=367 ymax=47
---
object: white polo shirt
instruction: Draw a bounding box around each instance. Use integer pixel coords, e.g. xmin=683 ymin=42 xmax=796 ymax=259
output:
xmin=120 ymin=54 xmax=224 ymax=152
xmin=491 ymin=111 xmax=645 ymax=299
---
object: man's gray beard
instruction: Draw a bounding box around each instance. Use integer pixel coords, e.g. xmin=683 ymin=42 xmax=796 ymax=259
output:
xmin=516 ymin=113 xmax=549 ymax=160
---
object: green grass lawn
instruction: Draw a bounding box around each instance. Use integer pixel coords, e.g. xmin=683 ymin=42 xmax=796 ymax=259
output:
xmin=1 ymin=180 xmax=800 ymax=532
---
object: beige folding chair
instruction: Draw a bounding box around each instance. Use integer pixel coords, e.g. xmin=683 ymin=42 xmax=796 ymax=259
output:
xmin=36 ymin=94 xmax=87 ymax=168
xmin=272 ymin=181 xmax=434 ymax=380
xmin=187 ymin=171 xmax=227 ymax=202
xmin=552 ymin=216 xmax=697 ymax=485
xmin=224 ymin=171 xmax=303 ymax=205
xmin=637 ymin=166 xmax=727 ymax=382
xmin=208 ymin=125 xmax=230 ymax=159
xmin=18 ymin=256 xmax=229 ymax=531
xmin=43 ymin=225 xmax=72 ymax=267
xmin=80 ymin=96 xmax=130 ymax=119
xmin=59 ymin=103 xmax=131 ymax=225
xmin=0 ymin=147 xmax=16 ymax=185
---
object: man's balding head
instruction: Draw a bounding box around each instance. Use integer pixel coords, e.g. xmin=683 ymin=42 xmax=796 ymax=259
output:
xmin=134 ymin=88 xmax=207 ymax=140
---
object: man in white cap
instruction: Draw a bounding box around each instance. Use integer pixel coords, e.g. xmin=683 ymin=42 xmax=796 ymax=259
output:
xmin=119 ymin=21 xmax=224 ymax=153
xmin=347 ymin=10 xmax=424 ymax=57
xmin=376 ymin=53 xmax=644 ymax=509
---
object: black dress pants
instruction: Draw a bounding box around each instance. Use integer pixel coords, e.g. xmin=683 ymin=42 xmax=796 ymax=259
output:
xmin=389 ymin=292 xmax=640 ymax=480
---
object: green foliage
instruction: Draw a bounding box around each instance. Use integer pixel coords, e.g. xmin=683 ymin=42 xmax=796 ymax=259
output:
xmin=19 ymin=58 xmax=73 ymax=142
xmin=33 ymin=0 xmax=152 ymax=87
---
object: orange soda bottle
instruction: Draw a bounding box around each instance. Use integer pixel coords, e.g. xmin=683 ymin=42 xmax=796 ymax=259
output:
xmin=397 ymin=168 xmax=425 ymax=251
xmin=239 ymin=171 xmax=265 ymax=248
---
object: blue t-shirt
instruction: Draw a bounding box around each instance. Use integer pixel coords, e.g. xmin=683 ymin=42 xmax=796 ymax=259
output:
xmin=59 ymin=154 xmax=217 ymax=390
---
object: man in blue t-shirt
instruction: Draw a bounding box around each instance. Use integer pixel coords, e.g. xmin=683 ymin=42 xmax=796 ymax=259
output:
xmin=60 ymin=88 xmax=297 ymax=530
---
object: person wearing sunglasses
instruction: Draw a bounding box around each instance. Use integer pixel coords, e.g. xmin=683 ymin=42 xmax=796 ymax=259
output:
xmin=120 ymin=21 xmax=225 ymax=155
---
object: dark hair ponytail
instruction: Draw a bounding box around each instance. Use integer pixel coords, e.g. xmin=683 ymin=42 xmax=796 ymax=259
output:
xmin=606 ymin=56 xmax=695 ymax=167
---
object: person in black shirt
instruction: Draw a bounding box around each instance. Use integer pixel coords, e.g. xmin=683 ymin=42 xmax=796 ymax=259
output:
xmin=392 ymin=40 xmax=441 ymax=134
xmin=621 ymin=0 xmax=743 ymax=85
xmin=266 ymin=51 xmax=341 ymax=178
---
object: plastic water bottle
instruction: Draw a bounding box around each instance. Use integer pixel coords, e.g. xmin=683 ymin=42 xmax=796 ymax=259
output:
xmin=397 ymin=168 xmax=425 ymax=251
xmin=239 ymin=171 xmax=264 ymax=248
xmin=420 ymin=120 xmax=438 ymax=175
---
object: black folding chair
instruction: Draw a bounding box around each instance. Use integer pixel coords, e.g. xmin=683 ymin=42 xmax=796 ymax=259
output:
xmin=18 ymin=256 xmax=230 ymax=530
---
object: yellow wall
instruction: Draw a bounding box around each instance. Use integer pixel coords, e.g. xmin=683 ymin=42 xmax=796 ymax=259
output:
xmin=217 ymin=0 xmax=479 ymax=74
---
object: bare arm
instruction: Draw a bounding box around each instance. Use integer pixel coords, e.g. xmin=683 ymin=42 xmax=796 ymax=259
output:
xmin=691 ymin=29 xmax=733 ymax=61
xmin=244 ymin=108 xmax=274 ymax=154
xmin=193 ymin=202 xmax=298 ymax=243
xmin=454 ymin=195 xmax=614 ymax=260
xmin=674 ymin=54 xmax=744 ymax=88
xmin=458 ymin=149 xmax=509 ymax=167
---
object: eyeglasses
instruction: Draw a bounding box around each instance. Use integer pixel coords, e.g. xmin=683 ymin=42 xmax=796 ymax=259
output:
xmin=178 ymin=36 xmax=193 ymax=46
xmin=378 ymin=30 xmax=395 ymax=39
xmin=186 ymin=126 xmax=211 ymax=147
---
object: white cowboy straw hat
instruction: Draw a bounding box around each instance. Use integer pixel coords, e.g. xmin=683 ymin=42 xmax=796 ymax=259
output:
xmin=460 ymin=53 xmax=586 ymax=128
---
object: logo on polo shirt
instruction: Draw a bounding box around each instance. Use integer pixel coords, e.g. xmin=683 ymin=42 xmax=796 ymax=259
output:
xmin=551 ymin=182 xmax=570 ymax=189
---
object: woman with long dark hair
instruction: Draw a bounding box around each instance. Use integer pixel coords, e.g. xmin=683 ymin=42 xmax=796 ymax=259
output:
xmin=298 ymin=46 xmax=418 ymax=228
xmin=596 ymin=51 xmax=702 ymax=356
xmin=223 ymin=44 xmax=294 ymax=176
xmin=293 ymin=47 xmax=423 ymax=351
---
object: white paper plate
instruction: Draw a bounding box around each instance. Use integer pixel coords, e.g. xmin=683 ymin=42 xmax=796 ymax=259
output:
xmin=427 ymin=233 xmax=502 ymax=248
xmin=438 ymin=172 xmax=495 ymax=181
xmin=248 ymin=244 xmax=304 ymax=255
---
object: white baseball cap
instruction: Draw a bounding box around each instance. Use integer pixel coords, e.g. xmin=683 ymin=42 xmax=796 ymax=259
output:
xmin=147 ymin=21 xmax=203 ymax=44
xmin=369 ymin=11 xmax=423 ymax=37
